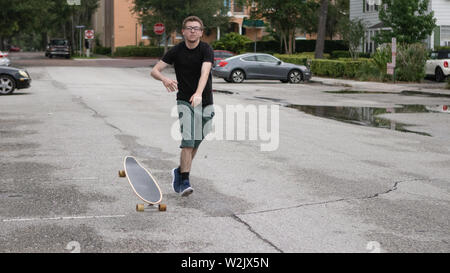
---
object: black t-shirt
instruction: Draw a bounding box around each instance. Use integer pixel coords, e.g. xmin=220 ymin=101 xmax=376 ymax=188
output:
xmin=161 ymin=41 xmax=214 ymax=106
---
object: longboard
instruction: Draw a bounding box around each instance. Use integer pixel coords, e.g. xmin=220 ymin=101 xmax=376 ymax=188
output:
xmin=119 ymin=156 xmax=166 ymax=212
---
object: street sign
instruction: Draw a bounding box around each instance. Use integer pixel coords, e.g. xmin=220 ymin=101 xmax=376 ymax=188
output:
xmin=154 ymin=23 xmax=165 ymax=35
xmin=85 ymin=29 xmax=94 ymax=40
xmin=387 ymin=63 xmax=395 ymax=75
xmin=67 ymin=0 xmax=81 ymax=5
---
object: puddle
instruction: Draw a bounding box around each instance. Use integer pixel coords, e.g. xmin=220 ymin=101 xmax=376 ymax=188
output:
xmin=213 ymin=89 xmax=236 ymax=95
xmin=325 ymin=90 xmax=395 ymax=95
xmin=285 ymin=104 xmax=449 ymax=136
xmin=325 ymin=90 xmax=450 ymax=99
xmin=254 ymin=96 xmax=283 ymax=102
xmin=400 ymin=90 xmax=450 ymax=98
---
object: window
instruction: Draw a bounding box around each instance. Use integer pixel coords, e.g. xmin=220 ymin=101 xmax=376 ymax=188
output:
xmin=142 ymin=24 xmax=150 ymax=39
xmin=438 ymin=52 xmax=450 ymax=59
xmin=233 ymin=1 xmax=243 ymax=12
xmin=256 ymin=55 xmax=278 ymax=63
xmin=242 ymin=56 xmax=257 ymax=61
xmin=224 ymin=0 xmax=231 ymax=9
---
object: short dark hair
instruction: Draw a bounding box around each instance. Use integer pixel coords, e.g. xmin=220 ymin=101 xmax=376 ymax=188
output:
xmin=182 ymin=16 xmax=204 ymax=30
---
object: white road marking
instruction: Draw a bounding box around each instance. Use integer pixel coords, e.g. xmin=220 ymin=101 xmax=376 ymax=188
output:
xmin=1 ymin=214 xmax=126 ymax=223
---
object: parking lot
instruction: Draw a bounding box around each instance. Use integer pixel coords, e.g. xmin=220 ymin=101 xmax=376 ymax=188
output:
xmin=0 ymin=52 xmax=449 ymax=253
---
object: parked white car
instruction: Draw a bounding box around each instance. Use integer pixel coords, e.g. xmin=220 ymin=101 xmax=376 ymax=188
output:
xmin=426 ymin=50 xmax=450 ymax=82
xmin=0 ymin=51 xmax=11 ymax=66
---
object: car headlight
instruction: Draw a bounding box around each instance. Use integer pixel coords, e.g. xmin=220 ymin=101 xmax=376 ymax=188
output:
xmin=18 ymin=70 xmax=29 ymax=78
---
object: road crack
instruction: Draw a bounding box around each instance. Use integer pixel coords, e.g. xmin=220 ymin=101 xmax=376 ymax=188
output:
xmin=238 ymin=178 xmax=424 ymax=216
xmin=231 ymin=214 xmax=284 ymax=253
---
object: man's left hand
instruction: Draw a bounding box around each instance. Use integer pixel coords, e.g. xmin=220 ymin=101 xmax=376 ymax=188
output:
xmin=189 ymin=93 xmax=202 ymax=107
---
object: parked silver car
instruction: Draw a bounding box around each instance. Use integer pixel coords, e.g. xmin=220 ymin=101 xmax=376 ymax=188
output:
xmin=0 ymin=51 xmax=11 ymax=66
xmin=212 ymin=53 xmax=311 ymax=83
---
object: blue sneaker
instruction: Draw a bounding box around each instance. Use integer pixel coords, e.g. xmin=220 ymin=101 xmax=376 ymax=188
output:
xmin=180 ymin=179 xmax=193 ymax=197
xmin=172 ymin=167 xmax=181 ymax=193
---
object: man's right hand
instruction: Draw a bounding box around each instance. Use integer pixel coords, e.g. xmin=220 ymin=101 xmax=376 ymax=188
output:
xmin=151 ymin=60 xmax=178 ymax=92
xmin=162 ymin=78 xmax=178 ymax=92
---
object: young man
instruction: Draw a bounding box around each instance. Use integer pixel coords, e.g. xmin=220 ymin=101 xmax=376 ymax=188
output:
xmin=150 ymin=16 xmax=214 ymax=197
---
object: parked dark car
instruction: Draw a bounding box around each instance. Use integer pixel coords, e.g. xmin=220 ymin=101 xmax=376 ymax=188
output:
xmin=0 ymin=66 xmax=31 ymax=95
xmin=45 ymin=38 xmax=71 ymax=59
xmin=212 ymin=53 xmax=311 ymax=83
xmin=213 ymin=50 xmax=235 ymax=66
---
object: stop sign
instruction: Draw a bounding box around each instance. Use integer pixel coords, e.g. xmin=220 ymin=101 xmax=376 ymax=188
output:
xmin=85 ymin=29 xmax=94 ymax=40
xmin=154 ymin=23 xmax=165 ymax=35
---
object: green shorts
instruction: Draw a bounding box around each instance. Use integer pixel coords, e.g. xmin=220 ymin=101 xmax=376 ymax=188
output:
xmin=177 ymin=100 xmax=214 ymax=148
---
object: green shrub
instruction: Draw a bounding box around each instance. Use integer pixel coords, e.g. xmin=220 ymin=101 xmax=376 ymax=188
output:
xmin=94 ymin=46 xmax=111 ymax=56
xmin=371 ymin=45 xmax=391 ymax=81
xmin=274 ymin=54 xmax=309 ymax=66
xmin=242 ymin=39 xmax=348 ymax=54
xmin=396 ymin=43 xmax=428 ymax=82
xmin=275 ymin=52 xmax=331 ymax=68
xmin=311 ymin=59 xmax=369 ymax=78
xmin=113 ymin=46 xmax=165 ymax=57
xmin=435 ymin=46 xmax=450 ymax=51
xmin=356 ymin=60 xmax=389 ymax=81
xmin=212 ymin=32 xmax=253 ymax=54
xmin=331 ymin=50 xmax=351 ymax=59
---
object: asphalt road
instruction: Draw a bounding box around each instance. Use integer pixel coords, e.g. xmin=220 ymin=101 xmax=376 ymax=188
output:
xmin=0 ymin=53 xmax=449 ymax=253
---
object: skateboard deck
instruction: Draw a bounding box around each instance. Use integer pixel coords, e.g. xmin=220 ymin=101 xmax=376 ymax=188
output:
xmin=119 ymin=156 xmax=166 ymax=212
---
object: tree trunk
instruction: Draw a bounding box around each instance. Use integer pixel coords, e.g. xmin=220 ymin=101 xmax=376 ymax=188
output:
xmin=315 ymin=0 xmax=329 ymax=59
xmin=164 ymin=34 xmax=169 ymax=54
xmin=288 ymin=31 xmax=292 ymax=55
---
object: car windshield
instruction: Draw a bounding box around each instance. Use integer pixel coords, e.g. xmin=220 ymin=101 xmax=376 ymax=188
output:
xmin=50 ymin=40 xmax=68 ymax=46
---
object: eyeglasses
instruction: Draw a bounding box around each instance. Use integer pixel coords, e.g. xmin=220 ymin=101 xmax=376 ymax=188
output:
xmin=184 ymin=26 xmax=203 ymax=32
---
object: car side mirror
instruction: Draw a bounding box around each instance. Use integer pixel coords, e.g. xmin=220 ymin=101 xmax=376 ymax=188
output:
xmin=277 ymin=61 xmax=282 ymax=65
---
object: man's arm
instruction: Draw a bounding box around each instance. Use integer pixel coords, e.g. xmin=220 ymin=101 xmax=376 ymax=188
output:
xmin=189 ymin=61 xmax=212 ymax=107
xmin=151 ymin=60 xmax=178 ymax=92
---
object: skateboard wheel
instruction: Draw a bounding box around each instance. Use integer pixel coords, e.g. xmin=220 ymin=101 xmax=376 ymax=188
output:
xmin=118 ymin=170 xmax=126 ymax=177
xmin=158 ymin=204 xmax=167 ymax=211
xmin=136 ymin=204 xmax=145 ymax=212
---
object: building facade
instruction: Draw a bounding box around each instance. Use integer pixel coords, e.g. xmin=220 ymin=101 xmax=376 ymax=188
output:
xmin=350 ymin=0 xmax=450 ymax=53
xmin=92 ymin=0 xmax=265 ymax=51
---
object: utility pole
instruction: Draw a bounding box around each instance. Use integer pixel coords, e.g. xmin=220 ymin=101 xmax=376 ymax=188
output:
xmin=67 ymin=0 xmax=81 ymax=55
xmin=76 ymin=25 xmax=85 ymax=57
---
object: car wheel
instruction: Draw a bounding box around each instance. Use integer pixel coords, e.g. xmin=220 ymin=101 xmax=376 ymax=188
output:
xmin=0 ymin=75 xmax=16 ymax=95
xmin=288 ymin=70 xmax=303 ymax=83
xmin=435 ymin=67 xmax=445 ymax=82
xmin=230 ymin=69 xmax=245 ymax=83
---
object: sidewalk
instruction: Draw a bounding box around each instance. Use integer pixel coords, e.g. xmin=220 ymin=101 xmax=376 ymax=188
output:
xmin=311 ymin=76 xmax=450 ymax=94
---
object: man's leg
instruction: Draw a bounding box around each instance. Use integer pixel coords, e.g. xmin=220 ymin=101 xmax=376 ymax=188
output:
xmin=180 ymin=147 xmax=194 ymax=173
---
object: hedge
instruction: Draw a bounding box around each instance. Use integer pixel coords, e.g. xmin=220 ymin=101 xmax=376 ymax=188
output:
xmin=113 ymin=46 xmax=165 ymax=57
xmin=274 ymin=52 xmax=331 ymax=66
xmin=244 ymin=40 xmax=348 ymax=54
xmin=94 ymin=46 xmax=111 ymax=55
xmin=275 ymin=54 xmax=309 ymax=66
xmin=331 ymin=50 xmax=372 ymax=59
xmin=311 ymin=59 xmax=370 ymax=78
